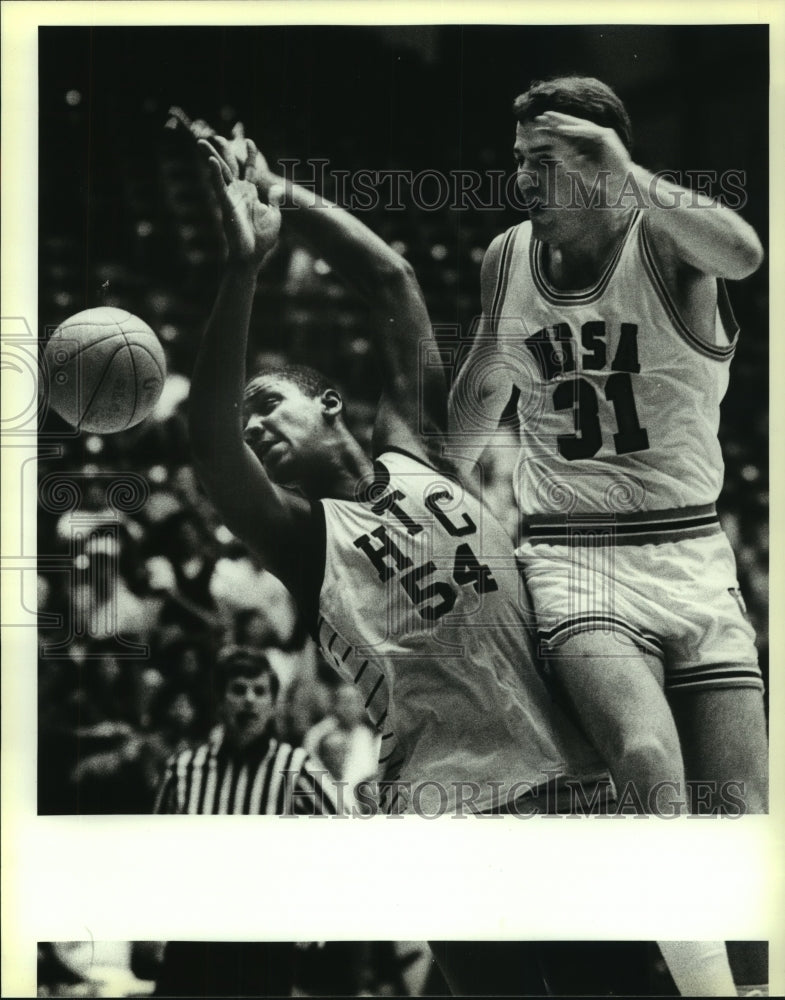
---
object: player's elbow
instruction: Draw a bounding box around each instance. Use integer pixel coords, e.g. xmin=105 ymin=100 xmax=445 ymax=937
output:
xmin=365 ymin=256 xmax=423 ymax=310
xmin=730 ymin=230 xmax=764 ymax=279
xmin=353 ymin=253 xmax=414 ymax=300
xmin=717 ymin=223 xmax=764 ymax=280
xmin=374 ymin=254 xmax=417 ymax=289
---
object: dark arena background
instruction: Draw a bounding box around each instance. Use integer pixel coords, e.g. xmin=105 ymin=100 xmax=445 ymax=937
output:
xmin=33 ymin=22 xmax=769 ymax=997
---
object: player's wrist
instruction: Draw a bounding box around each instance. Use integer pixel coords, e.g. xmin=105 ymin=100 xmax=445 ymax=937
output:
xmin=225 ymin=255 xmax=265 ymax=276
xmin=226 ymin=241 xmax=277 ymax=272
xmin=254 ymin=169 xmax=282 ymax=201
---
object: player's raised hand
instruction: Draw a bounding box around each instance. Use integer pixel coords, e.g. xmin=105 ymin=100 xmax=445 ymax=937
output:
xmin=533 ymin=110 xmax=632 ymax=179
xmin=197 ymin=123 xmax=270 ymax=181
xmin=198 ymin=137 xmax=281 ymax=267
xmin=227 ymin=122 xmax=272 ymax=182
xmin=167 ymin=109 xmax=275 ymax=193
xmin=167 ymin=105 xmax=216 ymax=139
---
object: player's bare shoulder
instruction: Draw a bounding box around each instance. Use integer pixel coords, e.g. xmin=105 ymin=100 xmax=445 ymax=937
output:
xmin=480 ymin=223 xmax=531 ymax=310
xmin=639 ymin=214 xmax=728 ymax=344
xmin=481 ymin=228 xmax=512 ymax=280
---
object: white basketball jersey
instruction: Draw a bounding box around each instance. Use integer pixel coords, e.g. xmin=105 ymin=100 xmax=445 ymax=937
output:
xmin=317 ymin=449 xmax=600 ymax=813
xmin=491 ymin=211 xmax=738 ymax=516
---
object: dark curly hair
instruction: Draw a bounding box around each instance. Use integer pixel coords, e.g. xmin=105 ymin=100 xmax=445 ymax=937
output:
xmin=244 ymin=364 xmax=332 ymax=402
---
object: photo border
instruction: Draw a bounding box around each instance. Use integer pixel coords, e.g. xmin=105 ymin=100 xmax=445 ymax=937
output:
xmin=3 ymin=1 xmax=783 ymax=995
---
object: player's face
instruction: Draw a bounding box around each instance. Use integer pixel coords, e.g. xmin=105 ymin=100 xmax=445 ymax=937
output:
xmin=514 ymin=122 xmax=586 ymax=240
xmin=243 ymin=376 xmax=328 ymax=485
xmin=222 ymin=672 xmax=276 ymax=748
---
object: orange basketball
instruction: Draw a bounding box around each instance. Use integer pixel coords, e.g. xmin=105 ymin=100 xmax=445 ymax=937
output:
xmin=45 ymin=307 xmax=167 ymax=433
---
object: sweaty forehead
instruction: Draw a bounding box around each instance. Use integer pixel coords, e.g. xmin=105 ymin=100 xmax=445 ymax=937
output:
xmin=244 ymin=375 xmax=305 ymax=412
xmin=246 ymin=375 xmax=294 ymax=398
xmin=514 ymin=121 xmax=541 ymax=148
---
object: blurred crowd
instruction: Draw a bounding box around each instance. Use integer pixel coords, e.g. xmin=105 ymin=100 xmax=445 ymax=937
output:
xmin=37 ymin=27 xmax=769 ymax=816
xmin=36 ymin=433 xmax=384 ymax=813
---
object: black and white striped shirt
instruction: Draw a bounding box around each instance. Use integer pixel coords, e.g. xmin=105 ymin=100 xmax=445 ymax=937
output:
xmin=154 ymin=726 xmax=341 ymax=815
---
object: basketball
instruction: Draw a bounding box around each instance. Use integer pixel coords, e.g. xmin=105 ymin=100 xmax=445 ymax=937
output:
xmin=44 ymin=307 xmax=167 ymax=433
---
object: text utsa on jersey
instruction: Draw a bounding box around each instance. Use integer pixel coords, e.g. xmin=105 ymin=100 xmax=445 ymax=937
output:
xmin=522 ymin=319 xmax=650 ymax=461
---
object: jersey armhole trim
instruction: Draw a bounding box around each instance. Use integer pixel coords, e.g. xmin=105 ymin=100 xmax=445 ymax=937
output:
xmin=375 ymin=443 xmax=444 ymax=475
xmin=639 ymin=214 xmax=738 ymax=361
xmin=376 ymin=445 xmax=476 ymax=499
xmin=488 ymin=226 xmax=520 ymax=334
xmin=716 ymin=278 xmax=741 ymax=347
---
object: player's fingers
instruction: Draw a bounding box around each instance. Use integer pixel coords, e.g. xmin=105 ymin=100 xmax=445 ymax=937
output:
xmin=200 ymin=134 xmax=227 ymax=159
xmin=539 ymin=110 xmax=599 ymax=127
xmin=208 ymin=134 xmax=241 ymax=176
xmin=166 ymin=106 xmax=194 ymax=130
xmin=167 ymin=107 xmax=219 ymax=141
xmin=209 ymin=133 xmax=231 ymax=157
xmin=196 ymin=137 xmax=217 ymax=162
xmin=535 ymin=113 xmax=599 ymax=138
xmin=204 ymin=156 xmax=225 ymax=203
xmin=191 ymin=118 xmax=217 ymax=139
xmin=196 ymin=136 xmax=220 ymax=163
xmin=200 ymin=135 xmax=234 ymax=173
xmin=211 ymin=164 xmax=243 ymax=224
xmin=217 ymin=155 xmax=235 ymax=185
xmin=244 ymin=139 xmax=259 ymax=184
xmin=206 ymin=156 xmax=231 ymax=202
xmin=232 ymin=121 xmax=246 ymax=140
xmin=268 ymin=184 xmax=285 ymax=209
xmin=199 ymin=141 xmax=234 ymax=186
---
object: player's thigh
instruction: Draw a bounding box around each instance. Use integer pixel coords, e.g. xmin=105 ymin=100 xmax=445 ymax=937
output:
xmin=546 ymin=631 xmax=677 ymax=756
xmin=669 ymin=684 xmax=768 ymax=813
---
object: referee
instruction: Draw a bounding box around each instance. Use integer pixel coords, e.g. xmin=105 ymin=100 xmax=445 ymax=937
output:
xmin=154 ymin=645 xmax=340 ymax=817
xmin=152 ymin=646 xmax=340 ymax=997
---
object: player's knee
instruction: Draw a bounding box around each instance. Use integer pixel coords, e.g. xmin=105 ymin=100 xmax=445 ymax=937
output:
xmin=609 ymin=730 xmax=683 ymax=785
xmin=605 ymin=734 xmax=685 ymax=814
xmin=624 ymin=734 xmax=680 ymax=773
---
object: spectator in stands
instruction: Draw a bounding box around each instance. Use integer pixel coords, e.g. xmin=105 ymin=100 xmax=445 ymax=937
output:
xmin=304 ymin=681 xmax=380 ymax=808
xmin=145 ymin=510 xmax=223 ymax=641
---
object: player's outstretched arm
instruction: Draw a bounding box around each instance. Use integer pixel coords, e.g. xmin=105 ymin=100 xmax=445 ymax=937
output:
xmin=446 ymin=234 xmax=517 ymax=467
xmin=535 ymin=111 xmax=763 ymax=280
xmin=257 ymin=148 xmax=445 ymax=446
xmin=205 ymin=131 xmax=446 ymax=459
xmin=188 ymin=140 xmax=309 ymax=587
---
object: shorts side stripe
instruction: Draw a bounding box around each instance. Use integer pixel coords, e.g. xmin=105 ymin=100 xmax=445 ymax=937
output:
xmin=522 ymin=504 xmax=721 ymax=546
xmin=539 ymin=615 xmax=664 ymax=658
xmin=666 ymin=663 xmax=764 ymax=694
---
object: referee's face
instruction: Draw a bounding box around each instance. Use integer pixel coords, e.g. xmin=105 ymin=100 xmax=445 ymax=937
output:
xmin=222 ymin=672 xmax=276 ymax=749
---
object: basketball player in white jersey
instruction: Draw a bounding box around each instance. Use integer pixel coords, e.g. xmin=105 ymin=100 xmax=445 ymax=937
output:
xmin=447 ymin=76 xmax=768 ymax=997
xmin=183 ymin=120 xmax=746 ymax=997
xmin=447 ymin=77 xmax=767 ymax=823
